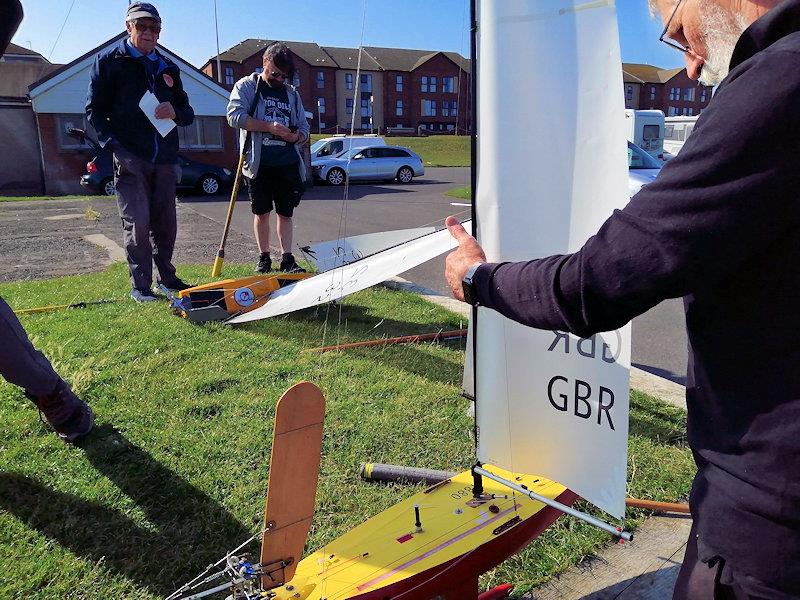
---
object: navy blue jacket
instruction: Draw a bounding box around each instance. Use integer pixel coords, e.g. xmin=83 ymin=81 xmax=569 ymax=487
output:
xmin=473 ymin=1 xmax=800 ymax=594
xmin=86 ymin=38 xmax=194 ymax=164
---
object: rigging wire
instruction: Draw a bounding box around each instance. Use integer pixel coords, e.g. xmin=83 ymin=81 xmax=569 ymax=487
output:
xmin=48 ymin=0 xmax=78 ymax=61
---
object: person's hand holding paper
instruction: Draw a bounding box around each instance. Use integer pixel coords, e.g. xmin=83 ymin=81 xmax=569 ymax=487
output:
xmin=139 ymin=90 xmax=176 ymax=137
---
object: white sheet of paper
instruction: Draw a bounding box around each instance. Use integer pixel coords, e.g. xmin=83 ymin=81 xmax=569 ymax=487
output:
xmin=138 ymin=91 xmax=176 ymax=138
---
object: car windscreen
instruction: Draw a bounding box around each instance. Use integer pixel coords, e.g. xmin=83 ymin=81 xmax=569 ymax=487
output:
xmin=311 ymin=140 xmax=327 ymax=154
xmin=627 ymin=142 xmax=662 ymax=169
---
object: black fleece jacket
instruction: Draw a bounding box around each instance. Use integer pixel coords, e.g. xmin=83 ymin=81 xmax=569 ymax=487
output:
xmin=473 ymin=2 xmax=800 ymax=594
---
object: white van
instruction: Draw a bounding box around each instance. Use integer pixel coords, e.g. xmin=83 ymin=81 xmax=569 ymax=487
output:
xmin=663 ymin=116 xmax=699 ymax=159
xmin=624 ymin=109 xmax=665 ymax=160
xmin=310 ymin=135 xmax=386 ymax=160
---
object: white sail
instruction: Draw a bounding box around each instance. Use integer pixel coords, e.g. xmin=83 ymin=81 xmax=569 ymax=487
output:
xmin=299 ymin=227 xmax=436 ymax=272
xmin=226 ymin=223 xmax=467 ymax=324
xmin=474 ymin=1 xmax=631 ymax=518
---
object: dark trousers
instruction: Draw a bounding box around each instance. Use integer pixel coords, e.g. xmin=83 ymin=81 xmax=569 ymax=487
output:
xmin=673 ymin=521 xmax=758 ymax=600
xmin=0 ymin=296 xmax=60 ymax=395
xmin=113 ymin=147 xmax=179 ymax=291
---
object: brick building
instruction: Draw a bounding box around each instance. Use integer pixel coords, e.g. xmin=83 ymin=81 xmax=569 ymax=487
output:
xmin=201 ymin=40 xmax=471 ymax=135
xmin=622 ymin=63 xmax=713 ymax=116
xmin=27 ymin=33 xmax=238 ymax=195
xmin=0 ymin=44 xmax=59 ymax=194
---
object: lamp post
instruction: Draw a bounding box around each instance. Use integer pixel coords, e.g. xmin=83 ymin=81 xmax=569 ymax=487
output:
xmin=213 ymin=0 xmax=222 ymax=84
xmin=317 ymin=98 xmax=322 ymax=134
xmin=369 ymin=95 xmax=374 ymax=134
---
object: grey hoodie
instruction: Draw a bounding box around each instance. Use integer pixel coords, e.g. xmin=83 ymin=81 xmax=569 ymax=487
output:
xmin=227 ymin=73 xmax=310 ymax=180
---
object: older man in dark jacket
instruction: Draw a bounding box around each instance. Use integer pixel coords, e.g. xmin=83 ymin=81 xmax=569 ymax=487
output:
xmin=447 ymin=0 xmax=800 ymax=598
xmin=86 ymin=2 xmax=194 ymax=302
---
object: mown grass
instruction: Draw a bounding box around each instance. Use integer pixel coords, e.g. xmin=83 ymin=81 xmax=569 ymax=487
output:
xmin=0 ymin=264 xmax=693 ymax=598
xmin=445 ymin=184 xmax=472 ymax=200
xmin=310 ymin=134 xmax=470 ymax=167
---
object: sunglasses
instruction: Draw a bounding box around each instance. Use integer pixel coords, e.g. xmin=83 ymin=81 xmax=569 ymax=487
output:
xmin=269 ymin=70 xmax=288 ymax=80
xmin=133 ymin=21 xmax=161 ymax=34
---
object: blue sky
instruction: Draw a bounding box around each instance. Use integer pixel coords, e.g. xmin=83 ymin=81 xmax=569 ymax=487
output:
xmin=12 ymin=1 xmax=684 ymax=71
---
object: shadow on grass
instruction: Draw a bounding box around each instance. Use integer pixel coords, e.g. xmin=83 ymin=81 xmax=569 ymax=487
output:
xmin=0 ymin=424 xmax=251 ymax=597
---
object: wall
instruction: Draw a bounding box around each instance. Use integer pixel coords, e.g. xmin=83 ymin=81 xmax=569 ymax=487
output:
xmin=408 ymin=54 xmax=467 ymax=133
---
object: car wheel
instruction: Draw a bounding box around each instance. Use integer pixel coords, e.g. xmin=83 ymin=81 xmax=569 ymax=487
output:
xmin=101 ymin=178 xmax=116 ymax=196
xmin=397 ymin=166 xmax=414 ymax=184
xmin=327 ymin=168 xmax=346 ymax=186
xmin=199 ymin=174 xmax=221 ymax=196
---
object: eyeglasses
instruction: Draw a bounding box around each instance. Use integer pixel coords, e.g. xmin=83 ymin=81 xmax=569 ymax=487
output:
xmin=133 ymin=21 xmax=161 ymax=34
xmin=659 ymin=0 xmax=689 ymax=53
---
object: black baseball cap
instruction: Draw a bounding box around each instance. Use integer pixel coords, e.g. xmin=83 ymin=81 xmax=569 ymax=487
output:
xmin=126 ymin=2 xmax=161 ymax=22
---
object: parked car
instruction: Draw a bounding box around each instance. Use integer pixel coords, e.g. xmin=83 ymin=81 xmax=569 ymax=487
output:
xmin=627 ymin=140 xmax=662 ymax=197
xmin=68 ymin=129 xmax=234 ymax=196
xmin=310 ymin=135 xmax=385 ymax=160
xmin=312 ymin=145 xmax=424 ymax=185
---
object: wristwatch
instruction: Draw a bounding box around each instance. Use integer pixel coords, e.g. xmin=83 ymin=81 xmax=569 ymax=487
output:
xmin=462 ymin=262 xmax=483 ymax=306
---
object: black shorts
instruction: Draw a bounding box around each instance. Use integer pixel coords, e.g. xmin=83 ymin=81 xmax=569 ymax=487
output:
xmin=246 ymin=163 xmax=304 ymax=217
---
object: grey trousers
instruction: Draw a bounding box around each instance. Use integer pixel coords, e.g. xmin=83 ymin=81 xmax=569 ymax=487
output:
xmin=0 ymin=296 xmax=60 ymax=395
xmin=113 ymin=147 xmax=180 ymax=291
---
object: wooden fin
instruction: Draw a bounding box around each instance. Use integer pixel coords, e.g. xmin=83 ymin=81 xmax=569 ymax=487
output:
xmin=260 ymin=381 xmax=326 ymax=589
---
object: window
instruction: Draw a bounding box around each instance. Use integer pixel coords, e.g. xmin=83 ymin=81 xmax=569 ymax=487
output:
xmin=361 ymin=97 xmax=372 ymax=117
xmin=700 ymin=88 xmax=707 ymax=102
xmin=442 ymin=101 xmax=450 ymax=117
xmin=643 ymin=124 xmax=660 ymax=141
xmin=447 ymin=124 xmax=455 ymax=131
xmin=650 ymin=86 xmax=656 ymax=100
xmin=422 ymin=99 xmax=436 ymax=116
xmin=684 ymin=107 xmax=694 ymax=116
xmin=316 ymin=71 xmax=325 ymax=89
xmin=345 ymin=73 xmax=353 ymax=90
xmin=668 ymin=106 xmax=678 ymax=116
xmin=452 ymin=101 xmax=457 ymax=117
xmin=421 ymin=76 xmax=429 ymax=92
xmin=396 ymin=100 xmax=403 ymax=116
xmin=625 ymin=85 xmax=634 ymax=101
xmin=346 ymin=98 xmax=353 ymax=115
xmin=292 ymin=73 xmax=300 ymax=87
xmin=225 ymin=66 xmax=234 ymax=85
xmin=396 ymin=75 xmax=403 ymax=92
xmin=254 ymin=67 xmax=263 ymax=74
xmin=178 ymin=117 xmax=224 ymax=149
xmin=665 ymin=124 xmax=675 ymax=139
xmin=319 ymin=122 xmax=326 ymax=129
xmin=317 ymin=98 xmax=325 ymax=114
xmin=360 ymin=73 xmax=372 ymax=92
xmin=683 ymin=87 xmax=695 ymax=101
xmin=396 ymin=123 xmax=404 ymax=129
xmin=443 ymin=76 xmax=457 ymax=93
xmin=669 ymin=87 xmax=678 ymax=101
xmin=56 ymin=114 xmax=96 ymax=150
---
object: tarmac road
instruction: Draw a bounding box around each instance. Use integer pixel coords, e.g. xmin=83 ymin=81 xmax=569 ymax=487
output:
xmin=181 ymin=166 xmax=688 ymax=384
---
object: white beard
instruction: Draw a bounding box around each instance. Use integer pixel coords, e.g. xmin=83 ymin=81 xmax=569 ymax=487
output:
xmin=698 ymin=5 xmax=750 ymax=86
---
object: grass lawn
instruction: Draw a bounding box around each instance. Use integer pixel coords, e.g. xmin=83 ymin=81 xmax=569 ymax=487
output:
xmin=445 ymin=184 xmax=472 ymax=200
xmin=0 ymin=264 xmax=693 ymax=598
xmin=310 ymin=134 xmax=470 ymax=167
xmin=0 ymin=195 xmax=108 ymax=203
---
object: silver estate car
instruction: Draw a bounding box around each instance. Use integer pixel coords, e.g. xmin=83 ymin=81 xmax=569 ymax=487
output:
xmin=312 ymin=145 xmax=425 ymax=185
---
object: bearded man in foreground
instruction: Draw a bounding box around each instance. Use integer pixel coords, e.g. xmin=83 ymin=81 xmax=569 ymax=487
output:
xmin=446 ymin=0 xmax=800 ymax=597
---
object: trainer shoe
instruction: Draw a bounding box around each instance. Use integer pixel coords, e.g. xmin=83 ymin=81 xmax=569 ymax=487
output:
xmin=131 ymin=288 xmax=159 ymax=302
xmin=26 ymin=380 xmax=94 ymax=443
xmin=279 ymin=253 xmax=306 ymax=273
xmin=155 ymin=278 xmax=193 ymax=296
xmin=256 ymin=253 xmax=272 ymax=273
